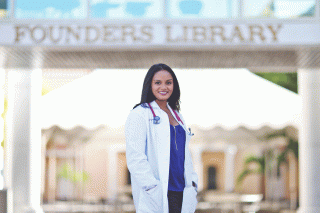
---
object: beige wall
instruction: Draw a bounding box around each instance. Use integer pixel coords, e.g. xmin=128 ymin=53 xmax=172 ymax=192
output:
xmin=202 ymin=151 xmax=225 ymax=192
xmin=117 ymin=152 xmax=129 ymax=189
xmin=84 ymin=143 xmax=108 ymax=200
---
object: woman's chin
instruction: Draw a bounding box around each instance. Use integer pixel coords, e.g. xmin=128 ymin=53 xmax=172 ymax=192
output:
xmin=156 ymin=97 xmax=169 ymax=102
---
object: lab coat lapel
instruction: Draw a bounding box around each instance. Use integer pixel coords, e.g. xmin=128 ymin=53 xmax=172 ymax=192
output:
xmin=149 ymin=100 xmax=170 ymax=189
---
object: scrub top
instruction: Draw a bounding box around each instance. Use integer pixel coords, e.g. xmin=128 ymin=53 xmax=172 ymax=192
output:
xmin=168 ymin=124 xmax=186 ymax=191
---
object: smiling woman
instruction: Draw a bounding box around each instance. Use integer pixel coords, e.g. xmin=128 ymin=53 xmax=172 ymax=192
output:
xmin=15 ymin=0 xmax=87 ymax=19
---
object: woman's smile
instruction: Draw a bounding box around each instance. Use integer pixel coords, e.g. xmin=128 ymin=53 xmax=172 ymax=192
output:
xmin=159 ymin=91 xmax=168 ymax=95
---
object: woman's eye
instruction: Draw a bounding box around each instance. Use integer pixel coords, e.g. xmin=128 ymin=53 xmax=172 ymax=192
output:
xmin=155 ymin=82 xmax=160 ymax=84
xmin=167 ymin=82 xmax=172 ymax=84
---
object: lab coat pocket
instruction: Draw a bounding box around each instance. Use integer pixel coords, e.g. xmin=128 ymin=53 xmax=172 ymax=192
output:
xmin=182 ymin=186 xmax=198 ymax=213
xmin=140 ymin=183 xmax=163 ymax=212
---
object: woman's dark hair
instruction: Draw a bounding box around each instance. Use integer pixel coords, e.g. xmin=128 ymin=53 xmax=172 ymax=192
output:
xmin=133 ymin=63 xmax=181 ymax=112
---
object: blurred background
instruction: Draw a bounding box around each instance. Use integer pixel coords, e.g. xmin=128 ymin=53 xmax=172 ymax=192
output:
xmin=0 ymin=0 xmax=319 ymax=213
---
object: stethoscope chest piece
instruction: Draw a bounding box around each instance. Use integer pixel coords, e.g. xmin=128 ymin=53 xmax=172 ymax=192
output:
xmin=153 ymin=116 xmax=160 ymax=124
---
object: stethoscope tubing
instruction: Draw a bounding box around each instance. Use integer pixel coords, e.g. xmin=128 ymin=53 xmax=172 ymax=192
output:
xmin=147 ymin=102 xmax=194 ymax=136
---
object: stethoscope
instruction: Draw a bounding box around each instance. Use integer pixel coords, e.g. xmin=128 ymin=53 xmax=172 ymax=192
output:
xmin=148 ymin=102 xmax=194 ymax=136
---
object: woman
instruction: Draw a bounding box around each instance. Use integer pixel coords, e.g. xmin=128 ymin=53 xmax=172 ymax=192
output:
xmin=125 ymin=63 xmax=198 ymax=213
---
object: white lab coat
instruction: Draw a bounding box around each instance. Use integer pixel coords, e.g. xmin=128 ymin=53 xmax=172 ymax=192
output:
xmin=125 ymin=100 xmax=198 ymax=213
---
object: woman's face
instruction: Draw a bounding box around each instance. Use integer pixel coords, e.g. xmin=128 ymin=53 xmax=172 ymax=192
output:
xmin=151 ymin=70 xmax=174 ymax=102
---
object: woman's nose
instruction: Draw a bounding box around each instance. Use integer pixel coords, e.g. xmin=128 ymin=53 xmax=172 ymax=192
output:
xmin=160 ymin=84 xmax=167 ymax=89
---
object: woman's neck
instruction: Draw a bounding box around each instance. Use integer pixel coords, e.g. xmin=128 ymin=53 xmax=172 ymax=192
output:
xmin=155 ymin=99 xmax=168 ymax=111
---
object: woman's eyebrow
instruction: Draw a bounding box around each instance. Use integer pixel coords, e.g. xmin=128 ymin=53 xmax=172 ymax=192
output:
xmin=154 ymin=79 xmax=173 ymax=81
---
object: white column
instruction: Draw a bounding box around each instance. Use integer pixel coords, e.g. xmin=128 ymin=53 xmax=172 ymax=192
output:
xmin=0 ymin=48 xmax=6 ymax=191
xmin=5 ymin=49 xmax=44 ymax=213
xmin=47 ymin=153 xmax=57 ymax=203
xmin=108 ymin=146 xmax=118 ymax=201
xmin=297 ymin=69 xmax=320 ymax=213
xmin=224 ymin=145 xmax=237 ymax=192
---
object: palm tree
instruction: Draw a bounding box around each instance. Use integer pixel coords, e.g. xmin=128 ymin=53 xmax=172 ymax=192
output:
xmin=236 ymin=127 xmax=298 ymax=198
xmin=261 ymin=128 xmax=298 ymax=178
xmin=236 ymin=154 xmax=267 ymax=198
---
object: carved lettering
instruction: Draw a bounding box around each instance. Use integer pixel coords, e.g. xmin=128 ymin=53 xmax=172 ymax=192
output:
xmin=15 ymin=26 xmax=29 ymax=43
xmin=140 ymin=26 xmax=153 ymax=42
xmin=11 ymin=23 xmax=285 ymax=45
xmin=229 ymin=25 xmax=245 ymax=42
xmin=193 ymin=26 xmax=206 ymax=42
xmin=48 ymin=26 xmax=63 ymax=43
xmin=210 ymin=26 xmax=226 ymax=42
xmin=65 ymin=26 xmax=81 ymax=43
xmin=166 ymin=26 xmax=182 ymax=43
xmin=30 ymin=26 xmax=46 ymax=43
xmin=121 ymin=26 xmax=137 ymax=42
xmin=249 ymin=25 xmax=265 ymax=42
xmin=103 ymin=26 xmax=119 ymax=42
xmin=267 ymin=24 xmax=282 ymax=42
xmin=86 ymin=26 xmax=100 ymax=43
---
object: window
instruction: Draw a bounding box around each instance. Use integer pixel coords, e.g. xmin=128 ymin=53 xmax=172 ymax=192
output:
xmin=207 ymin=166 xmax=217 ymax=190
xmin=243 ymin=0 xmax=316 ymax=18
xmin=15 ymin=0 xmax=87 ymax=19
xmin=167 ymin=0 xmax=239 ymax=19
xmin=0 ymin=0 xmax=8 ymax=18
xmin=90 ymin=0 xmax=163 ymax=19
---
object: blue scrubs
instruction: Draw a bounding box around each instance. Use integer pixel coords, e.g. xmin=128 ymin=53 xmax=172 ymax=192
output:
xmin=168 ymin=124 xmax=186 ymax=191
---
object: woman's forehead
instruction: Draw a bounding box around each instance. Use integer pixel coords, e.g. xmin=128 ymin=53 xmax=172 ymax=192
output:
xmin=153 ymin=70 xmax=173 ymax=80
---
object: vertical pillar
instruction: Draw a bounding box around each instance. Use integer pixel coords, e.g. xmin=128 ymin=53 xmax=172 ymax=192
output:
xmin=297 ymin=69 xmax=320 ymax=213
xmin=47 ymin=152 xmax=57 ymax=203
xmin=108 ymin=146 xmax=118 ymax=201
xmin=288 ymin=152 xmax=298 ymax=210
xmin=0 ymin=48 xmax=6 ymax=190
xmin=224 ymin=146 xmax=237 ymax=192
xmin=0 ymin=47 xmax=7 ymax=213
xmin=5 ymin=48 xmax=44 ymax=213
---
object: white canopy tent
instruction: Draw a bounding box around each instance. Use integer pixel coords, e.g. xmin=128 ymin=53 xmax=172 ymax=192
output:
xmin=40 ymin=68 xmax=301 ymax=202
xmin=41 ymin=68 xmax=301 ymax=131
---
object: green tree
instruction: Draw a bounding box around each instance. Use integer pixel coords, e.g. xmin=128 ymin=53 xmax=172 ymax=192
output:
xmin=57 ymin=163 xmax=89 ymax=185
xmin=253 ymin=72 xmax=298 ymax=94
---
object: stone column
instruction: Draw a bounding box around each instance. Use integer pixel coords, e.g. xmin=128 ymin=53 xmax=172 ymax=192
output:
xmin=46 ymin=151 xmax=57 ymax=203
xmin=297 ymin=69 xmax=320 ymax=213
xmin=5 ymin=48 xmax=44 ymax=213
xmin=108 ymin=146 xmax=118 ymax=201
xmin=0 ymin=48 xmax=6 ymax=191
xmin=224 ymin=145 xmax=237 ymax=192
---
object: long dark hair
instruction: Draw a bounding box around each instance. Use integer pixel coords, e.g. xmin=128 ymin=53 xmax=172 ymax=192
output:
xmin=133 ymin=63 xmax=181 ymax=112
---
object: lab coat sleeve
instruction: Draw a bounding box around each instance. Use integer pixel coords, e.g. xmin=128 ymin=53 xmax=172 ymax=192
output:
xmin=178 ymin=112 xmax=199 ymax=188
xmin=125 ymin=111 xmax=159 ymax=190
